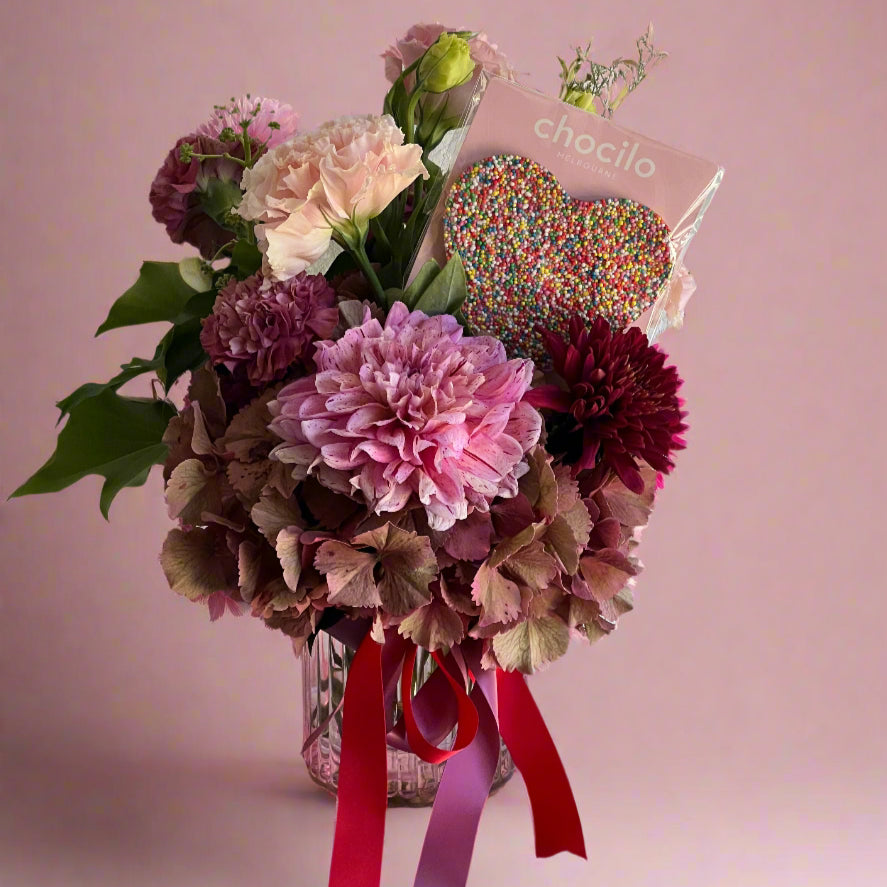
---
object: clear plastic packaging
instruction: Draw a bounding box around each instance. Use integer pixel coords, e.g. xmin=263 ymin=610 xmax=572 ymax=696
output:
xmin=411 ymin=75 xmax=724 ymax=344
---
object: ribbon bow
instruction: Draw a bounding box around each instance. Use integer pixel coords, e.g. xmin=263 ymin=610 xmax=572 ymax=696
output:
xmin=322 ymin=629 xmax=586 ymax=887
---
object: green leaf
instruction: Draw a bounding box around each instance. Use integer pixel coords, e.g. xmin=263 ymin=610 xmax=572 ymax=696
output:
xmin=401 ymin=259 xmax=440 ymax=308
xmin=173 ymin=289 xmax=217 ymax=324
xmin=401 ymin=160 xmax=444 ymax=248
xmin=198 ymin=177 xmax=243 ymax=228
xmin=56 ymin=355 xmax=161 ymax=420
xmin=96 ymin=261 xmax=201 ymax=335
xmin=377 ymin=261 xmax=406 ymax=290
xmin=413 ymin=253 xmax=467 ymax=315
xmin=10 ymin=389 xmax=176 ymax=519
xmin=161 ymin=317 xmax=207 ymax=391
xmin=99 ymin=461 xmax=154 ymax=518
xmin=230 ymin=240 xmax=262 ymax=278
xmin=383 ymin=74 xmax=411 ymax=130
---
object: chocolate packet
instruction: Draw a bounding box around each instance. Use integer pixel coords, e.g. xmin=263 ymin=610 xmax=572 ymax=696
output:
xmin=410 ymin=75 xmax=723 ymax=355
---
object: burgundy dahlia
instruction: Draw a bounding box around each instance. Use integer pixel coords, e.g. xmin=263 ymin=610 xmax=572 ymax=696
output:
xmin=525 ymin=316 xmax=687 ymax=494
xmin=200 ymin=272 xmax=338 ymax=386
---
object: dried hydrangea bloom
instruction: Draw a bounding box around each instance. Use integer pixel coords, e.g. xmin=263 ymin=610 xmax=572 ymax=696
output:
xmin=268 ymin=302 xmax=542 ymax=530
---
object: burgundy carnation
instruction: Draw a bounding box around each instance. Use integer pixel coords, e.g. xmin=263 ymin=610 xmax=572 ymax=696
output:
xmin=200 ymin=273 xmax=339 ymax=386
xmin=525 ymin=316 xmax=687 ymax=494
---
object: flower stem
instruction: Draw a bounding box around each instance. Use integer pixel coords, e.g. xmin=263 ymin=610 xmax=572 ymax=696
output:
xmin=350 ymin=240 xmax=388 ymax=308
xmin=190 ymin=151 xmax=249 ymax=168
xmin=241 ymin=122 xmax=253 ymax=166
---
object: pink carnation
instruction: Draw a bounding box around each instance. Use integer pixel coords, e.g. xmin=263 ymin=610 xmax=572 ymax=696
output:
xmin=268 ymin=303 xmax=542 ymax=530
xmin=197 ymin=95 xmax=299 ymax=148
xmin=200 ymin=273 xmax=338 ymax=385
xmin=238 ymin=114 xmax=427 ymax=281
xmin=383 ymin=23 xmax=515 ymax=115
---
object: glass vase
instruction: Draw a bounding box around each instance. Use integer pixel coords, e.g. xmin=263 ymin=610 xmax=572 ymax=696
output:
xmin=301 ymin=632 xmax=515 ymax=807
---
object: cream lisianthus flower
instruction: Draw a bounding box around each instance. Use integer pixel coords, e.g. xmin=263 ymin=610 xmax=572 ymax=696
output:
xmin=238 ymin=114 xmax=428 ymax=281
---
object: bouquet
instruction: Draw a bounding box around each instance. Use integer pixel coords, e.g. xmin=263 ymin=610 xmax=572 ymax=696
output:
xmin=12 ymin=22 xmax=720 ymax=887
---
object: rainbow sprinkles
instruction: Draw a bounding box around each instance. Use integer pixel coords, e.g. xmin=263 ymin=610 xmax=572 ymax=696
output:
xmin=443 ymin=154 xmax=673 ymax=361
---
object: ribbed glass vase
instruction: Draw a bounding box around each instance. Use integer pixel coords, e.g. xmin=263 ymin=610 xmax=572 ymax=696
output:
xmin=301 ymin=632 xmax=515 ymax=807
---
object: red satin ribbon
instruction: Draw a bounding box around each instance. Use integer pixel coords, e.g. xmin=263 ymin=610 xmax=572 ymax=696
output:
xmin=328 ymin=634 xmax=387 ymax=887
xmin=496 ymin=668 xmax=587 ymax=860
xmin=401 ymin=646 xmax=479 ymax=764
xmin=327 ymin=632 xmax=586 ymax=887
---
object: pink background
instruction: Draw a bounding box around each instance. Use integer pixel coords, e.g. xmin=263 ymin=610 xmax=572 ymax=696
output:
xmin=1 ymin=2 xmax=885 ymax=885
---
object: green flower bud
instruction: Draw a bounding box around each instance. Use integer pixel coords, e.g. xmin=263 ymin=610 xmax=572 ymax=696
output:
xmin=564 ymin=87 xmax=598 ymax=114
xmin=417 ymin=34 xmax=476 ymax=94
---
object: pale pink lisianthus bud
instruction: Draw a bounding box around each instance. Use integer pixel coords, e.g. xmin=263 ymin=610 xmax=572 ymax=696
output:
xmin=267 ymin=302 xmax=543 ymax=531
xmin=238 ymin=115 xmax=428 ymax=282
xmin=197 ymin=95 xmax=299 ymax=149
xmin=383 ymin=23 xmax=515 ymax=116
xmin=200 ymin=272 xmax=338 ymax=386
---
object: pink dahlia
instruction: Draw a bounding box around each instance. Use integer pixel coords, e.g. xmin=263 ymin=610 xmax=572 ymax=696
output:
xmin=197 ymin=95 xmax=299 ymax=148
xmin=525 ymin=316 xmax=687 ymax=494
xmin=200 ymin=273 xmax=338 ymax=385
xmin=268 ymin=303 xmax=542 ymax=530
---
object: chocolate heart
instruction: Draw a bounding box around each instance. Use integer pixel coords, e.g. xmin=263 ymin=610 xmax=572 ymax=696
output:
xmin=443 ymin=154 xmax=672 ymax=361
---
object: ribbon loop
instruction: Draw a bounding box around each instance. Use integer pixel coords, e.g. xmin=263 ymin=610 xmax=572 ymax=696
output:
xmin=401 ymin=645 xmax=479 ymax=765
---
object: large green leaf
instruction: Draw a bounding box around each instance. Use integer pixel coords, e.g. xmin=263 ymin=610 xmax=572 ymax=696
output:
xmin=412 ymin=253 xmax=467 ymax=315
xmin=174 ymin=288 xmax=217 ymax=324
xmin=11 ymin=390 xmax=176 ymax=518
xmin=56 ymin=355 xmax=162 ymax=421
xmin=161 ymin=317 xmax=207 ymax=391
xmin=401 ymin=259 xmax=440 ymax=308
xmin=95 ymin=261 xmax=203 ymax=335
xmin=56 ymin=297 xmax=211 ymax=415
xmin=230 ymin=240 xmax=262 ymax=278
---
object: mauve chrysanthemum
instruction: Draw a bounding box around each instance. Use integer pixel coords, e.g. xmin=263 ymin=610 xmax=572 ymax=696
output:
xmin=197 ymin=95 xmax=299 ymax=148
xmin=268 ymin=302 xmax=542 ymax=530
xmin=200 ymin=273 xmax=338 ymax=385
xmin=525 ymin=316 xmax=687 ymax=494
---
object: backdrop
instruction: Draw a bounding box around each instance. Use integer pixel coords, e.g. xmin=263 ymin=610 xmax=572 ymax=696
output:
xmin=2 ymin=1 xmax=885 ymax=885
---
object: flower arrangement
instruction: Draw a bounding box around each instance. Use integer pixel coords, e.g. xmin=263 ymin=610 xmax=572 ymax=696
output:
xmin=12 ymin=22 xmax=710 ymax=887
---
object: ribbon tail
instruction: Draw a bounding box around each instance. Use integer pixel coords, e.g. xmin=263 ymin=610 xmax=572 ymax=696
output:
xmin=413 ymin=666 xmax=499 ymax=887
xmin=497 ymin=668 xmax=587 ymax=860
xmin=328 ymin=634 xmax=387 ymax=887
